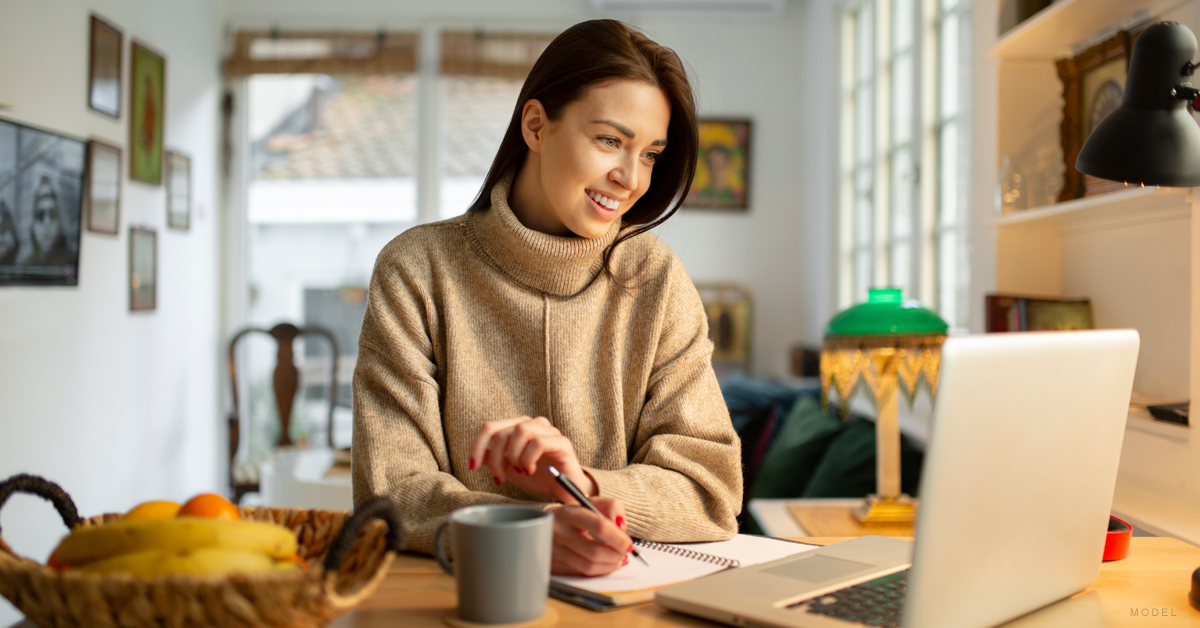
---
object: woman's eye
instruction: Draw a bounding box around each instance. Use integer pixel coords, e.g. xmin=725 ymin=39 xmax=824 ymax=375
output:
xmin=600 ymin=136 xmax=620 ymax=148
xmin=644 ymin=151 xmax=660 ymax=163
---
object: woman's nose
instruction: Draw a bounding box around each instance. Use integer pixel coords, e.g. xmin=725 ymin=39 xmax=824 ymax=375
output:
xmin=610 ymin=156 xmax=639 ymax=191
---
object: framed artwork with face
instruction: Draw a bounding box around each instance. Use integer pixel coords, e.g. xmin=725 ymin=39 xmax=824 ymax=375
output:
xmin=166 ymin=150 xmax=190 ymax=230
xmin=129 ymin=41 xmax=165 ymax=184
xmin=0 ymin=118 xmax=87 ymax=286
xmin=129 ymin=226 xmax=156 ymax=311
xmin=684 ymin=119 xmax=751 ymax=210
xmin=86 ymin=140 xmax=121 ymax=235
xmin=88 ymin=15 xmax=123 ymax=119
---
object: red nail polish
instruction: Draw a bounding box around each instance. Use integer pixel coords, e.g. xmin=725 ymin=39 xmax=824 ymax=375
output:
xmin=622 ymin=556 xmax=629 ymax=567
xmin=494 ymin=477 xmax=501 ymax=486
xmin=469 ymin=458 xmax=476 ymax=470
xmin=616 ymin=516 xmax=625 ymax=529
xmin=627 ymin=543 xmax=634 ymax=553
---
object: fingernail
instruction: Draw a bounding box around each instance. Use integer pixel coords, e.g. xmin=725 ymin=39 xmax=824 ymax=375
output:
xmin=622 ymin=556 xmax=629 ymax=567
xmin=494 ymin=477 xmax=502 ymax=486
xmin=627 ymin=543 xmax=634 ymax=553
xmin=469 ymin=458 xmax=476 ymax=470
xmin=616 ymin=516 xmax=625 ymax=529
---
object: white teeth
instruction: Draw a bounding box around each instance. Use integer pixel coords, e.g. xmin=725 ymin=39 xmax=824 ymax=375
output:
xmin=589 ymin=191 xmax=619 ymax=210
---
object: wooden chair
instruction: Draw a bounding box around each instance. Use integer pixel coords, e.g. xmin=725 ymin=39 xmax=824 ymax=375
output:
xmin=227 ymin=323 xmax=339 ymax=504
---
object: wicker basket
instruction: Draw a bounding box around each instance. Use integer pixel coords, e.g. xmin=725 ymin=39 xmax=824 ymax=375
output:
xmin=0 ymin=474 xmax=405 ymax=628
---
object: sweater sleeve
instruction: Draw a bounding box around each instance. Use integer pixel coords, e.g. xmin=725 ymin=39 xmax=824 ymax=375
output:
xmin=351 ymin=253 xmax=531 ymax=555
xmin=584 ymin=262 xmax=743 ymax=543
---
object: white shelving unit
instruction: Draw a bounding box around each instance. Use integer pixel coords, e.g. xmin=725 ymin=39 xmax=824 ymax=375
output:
xmin=977 ymin=0 xmax=1200 ymax=545
xmin=988 ymin=0 xmax=1187 ymax=60
xmin=993 ymin=186 xmax=1191 ymax=232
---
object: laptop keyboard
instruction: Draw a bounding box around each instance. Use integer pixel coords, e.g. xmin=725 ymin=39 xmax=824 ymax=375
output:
xmin=787 ymin=569 xmax=908 ymax=627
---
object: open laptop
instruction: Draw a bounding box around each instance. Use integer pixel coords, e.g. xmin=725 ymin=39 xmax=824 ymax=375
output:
xmin=657 ymin=330 xmax=1140 ymax=628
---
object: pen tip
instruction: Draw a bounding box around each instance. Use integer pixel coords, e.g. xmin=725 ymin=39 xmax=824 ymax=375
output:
xmin=547 ymin=466 xmax=560 ymax=477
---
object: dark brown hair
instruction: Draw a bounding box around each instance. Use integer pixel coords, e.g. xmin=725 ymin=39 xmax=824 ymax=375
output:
xmin=468 ymin=19 xmax=699 ymax=281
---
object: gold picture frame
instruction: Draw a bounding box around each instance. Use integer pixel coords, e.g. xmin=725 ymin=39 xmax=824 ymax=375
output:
xmin=1055 ymin=30 xmax=1134 ymax=202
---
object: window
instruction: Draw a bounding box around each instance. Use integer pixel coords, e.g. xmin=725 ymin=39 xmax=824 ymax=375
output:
xmin=838 ymin=0 xmax=971 ymax=329
xmin=438 ymin=32 xmax=554 ymax=219
xmin=226 ymin=30 xmax=556 ymax=464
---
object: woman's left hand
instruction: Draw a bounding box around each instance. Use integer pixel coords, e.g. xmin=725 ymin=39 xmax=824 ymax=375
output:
xmin=469 ymin=416 xmax=595 ymax=502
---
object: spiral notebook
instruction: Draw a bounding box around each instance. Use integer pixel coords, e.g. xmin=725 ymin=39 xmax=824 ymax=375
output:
xmin=550 ymin=534 xmax=817 ymax=610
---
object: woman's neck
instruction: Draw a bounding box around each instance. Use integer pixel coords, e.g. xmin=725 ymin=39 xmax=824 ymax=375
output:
xmin=508 ymin=155 xmax=575 ymax=238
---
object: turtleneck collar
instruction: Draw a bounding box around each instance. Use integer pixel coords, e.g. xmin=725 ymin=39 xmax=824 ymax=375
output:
xmin=465 ymin=173 xmax=620 ymax=297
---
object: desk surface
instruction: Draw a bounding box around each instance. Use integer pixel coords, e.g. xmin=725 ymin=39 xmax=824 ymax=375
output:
xmin=322 ymin=537 xmax=1200 ymax=628
xmin=6 ymin=538 xmax=1196 ymax=627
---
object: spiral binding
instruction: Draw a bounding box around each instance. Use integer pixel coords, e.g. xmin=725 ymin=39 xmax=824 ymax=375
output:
xmin=634 ymin=539 xmax=741 ymax=568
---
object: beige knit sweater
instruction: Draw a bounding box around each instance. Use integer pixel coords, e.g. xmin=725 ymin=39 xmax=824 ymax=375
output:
xmin=352 ymin=177 xmax=742 ymax=555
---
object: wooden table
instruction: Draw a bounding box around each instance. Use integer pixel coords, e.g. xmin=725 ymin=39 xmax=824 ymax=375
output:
xmin=5 ymin=538 xmax=1195 ymax=627
xmin=321 ymin=537 xmax=1200 ymax=628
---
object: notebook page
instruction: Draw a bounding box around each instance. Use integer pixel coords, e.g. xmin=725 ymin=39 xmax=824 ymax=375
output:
xmin=663 ymin=534 xmax=819 ymax=568
xmin=551 ymin=534 xmax=817 ymax=597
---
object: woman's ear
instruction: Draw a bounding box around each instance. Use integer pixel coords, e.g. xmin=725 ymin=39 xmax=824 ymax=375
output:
xmin=520 ymin=99 xmax=548 ymax=153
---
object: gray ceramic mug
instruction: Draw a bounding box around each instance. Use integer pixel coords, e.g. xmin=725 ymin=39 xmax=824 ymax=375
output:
xmin=434 ymin=504 xmax=554 ymax=624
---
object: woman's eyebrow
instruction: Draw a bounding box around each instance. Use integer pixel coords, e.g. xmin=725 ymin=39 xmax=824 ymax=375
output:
xmin=592 ymin=119 xmax=668 ymax=147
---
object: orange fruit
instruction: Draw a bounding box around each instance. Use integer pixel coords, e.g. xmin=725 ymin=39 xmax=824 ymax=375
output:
xmin=123 ymin=500 xmax=182 ymax=521
xmin=176 ymin=493 xmax=240 ymax=520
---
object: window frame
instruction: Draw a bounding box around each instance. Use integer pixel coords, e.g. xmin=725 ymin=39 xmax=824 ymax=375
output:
xmin=836 ymin=0 xmax=972 ymax=330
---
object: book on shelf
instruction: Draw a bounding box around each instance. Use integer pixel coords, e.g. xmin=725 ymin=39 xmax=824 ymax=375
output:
xmin=985 ymin=293 xmax=1093 ymax=332
xmin=549 ymin=534 xmax=816 ymax=610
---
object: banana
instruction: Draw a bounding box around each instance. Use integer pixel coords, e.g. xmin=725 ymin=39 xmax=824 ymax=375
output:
xmin=76 ymin=547 xmax=276 ymax=577
xmin=51 ymin=517 xmax=297 ymax=568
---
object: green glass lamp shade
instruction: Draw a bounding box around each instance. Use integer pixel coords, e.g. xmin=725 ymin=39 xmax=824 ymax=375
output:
xmin=1077 ymin=21 xmax=1200 ymax=187
xmin=825 ymin=288 xmax=949 ymax=336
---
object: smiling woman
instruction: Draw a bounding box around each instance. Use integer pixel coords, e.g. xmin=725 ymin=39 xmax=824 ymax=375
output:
xmin=352 ymin=19 xmax=741 ymax=579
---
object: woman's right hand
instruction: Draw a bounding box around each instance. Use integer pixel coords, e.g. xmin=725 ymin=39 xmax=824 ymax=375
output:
xmin=548 ymin=497 xmax=632 ymax=576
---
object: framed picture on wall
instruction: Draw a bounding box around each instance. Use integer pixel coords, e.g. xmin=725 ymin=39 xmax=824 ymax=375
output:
xmin=166 ymin=150 xmax=190 ymax=230
xmin=684 ymin=118 xmax=751 ymax=210
xmin=0 ymin=117 xmax=87 ymax=286
xmin=129 ymin=41 xmax=165 ymax=185
xmin=1056 ymin=29 xmax=1136 ymax=201
xmin=88 ymin=15 xmax=123 ymax=119
xmin=129 ymin=226 xmax=156 ymax=311
xmin=86 ymin=140 xmax=121 ymax=235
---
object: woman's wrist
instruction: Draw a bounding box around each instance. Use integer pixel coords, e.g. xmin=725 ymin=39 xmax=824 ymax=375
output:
xmin=581 ymin=469 xmax=599 ymax=497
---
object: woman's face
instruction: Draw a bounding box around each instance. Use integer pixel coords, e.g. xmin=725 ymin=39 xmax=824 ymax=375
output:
xmin=32 ymin=189 xmax=62 ymax=252
xmin=517 ymin=79 xmax=671 ymax=239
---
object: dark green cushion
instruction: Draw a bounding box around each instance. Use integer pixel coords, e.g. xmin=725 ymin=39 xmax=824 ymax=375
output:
xmin=801 ymin=416 xmax=925 ymax=498
xmin=748 ymin=396 xmax=845 ymax=499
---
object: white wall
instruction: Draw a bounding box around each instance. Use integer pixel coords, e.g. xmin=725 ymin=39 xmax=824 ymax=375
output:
xmin=0 ymin=1 xmax=225 ymax=623
xmin=227 ymin=0 xmax=839 ymax=379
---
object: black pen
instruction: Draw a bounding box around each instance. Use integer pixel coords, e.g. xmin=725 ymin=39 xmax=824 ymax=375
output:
xmin=547 ymin=465 xmax=649 ymax=567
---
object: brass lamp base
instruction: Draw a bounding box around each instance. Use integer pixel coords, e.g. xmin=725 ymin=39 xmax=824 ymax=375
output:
xmin=853 ymin=494 xmax=918 ymax=524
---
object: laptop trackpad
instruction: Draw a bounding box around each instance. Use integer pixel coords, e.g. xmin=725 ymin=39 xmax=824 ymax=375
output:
xmin=761 ymin=555 xmax=878 ymax=584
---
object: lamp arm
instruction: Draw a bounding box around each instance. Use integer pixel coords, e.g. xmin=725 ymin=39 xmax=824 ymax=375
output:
xmin=1170 ymin=84 xmax=1200 ymax=101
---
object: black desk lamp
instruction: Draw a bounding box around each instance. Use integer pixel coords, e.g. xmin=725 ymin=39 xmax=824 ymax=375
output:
xmin=1077 ymin=21 xmax=1200 ymax=186
xmin=1075 ymin=20 xmax=1200 ymax=610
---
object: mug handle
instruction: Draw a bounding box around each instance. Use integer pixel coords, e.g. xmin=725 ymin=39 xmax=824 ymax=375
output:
xmin=434 ymin=519 xmax=453 ymax=575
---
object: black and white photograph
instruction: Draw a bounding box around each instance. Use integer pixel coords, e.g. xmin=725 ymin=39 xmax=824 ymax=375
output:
xmin=0 ymin=118 xmax=87 ymax=286
xmin=86 ymin=139 xmax=121 ymax=234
